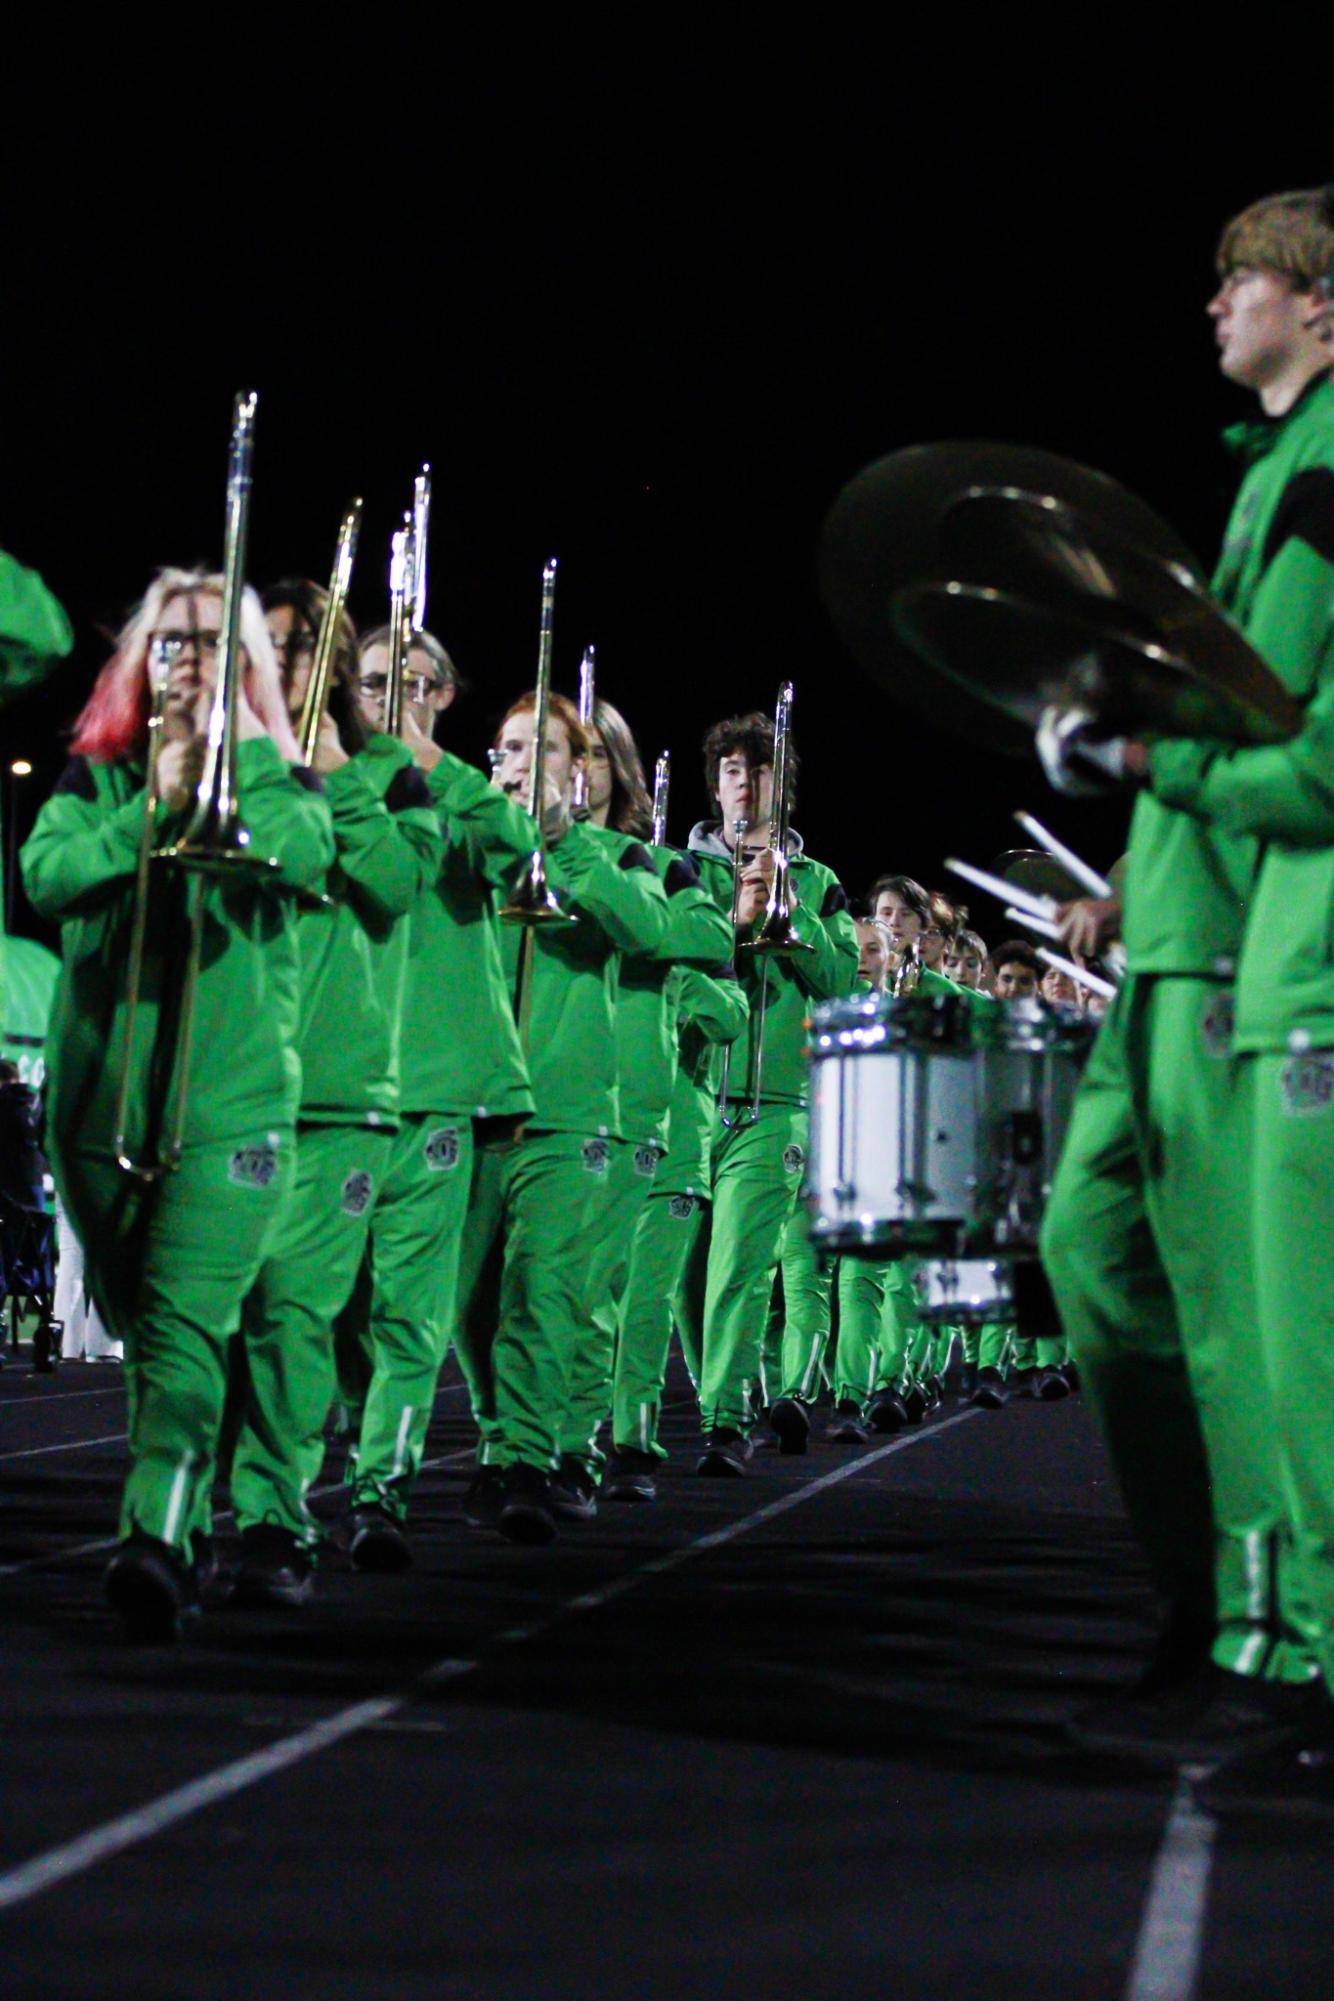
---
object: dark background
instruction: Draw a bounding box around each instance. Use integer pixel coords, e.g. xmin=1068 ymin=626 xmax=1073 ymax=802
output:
xmin=3 ymin=14 xmax=1326 ymax=942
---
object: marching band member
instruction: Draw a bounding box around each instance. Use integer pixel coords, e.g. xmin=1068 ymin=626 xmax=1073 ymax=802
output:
xmin=688 ymin=710 xmax=858 ymax=1473
xmin=1043 ymin=184 xmax=1334 ymax=1767
xmin=21 ymin=569 xmax=334 ymax=1640
xmin=225 ymin=581 xmax=443 ymax=1607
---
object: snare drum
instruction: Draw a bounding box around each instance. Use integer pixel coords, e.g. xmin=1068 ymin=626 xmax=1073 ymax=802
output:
xmin=805 ymin=993 xmax=1092 ymax=1257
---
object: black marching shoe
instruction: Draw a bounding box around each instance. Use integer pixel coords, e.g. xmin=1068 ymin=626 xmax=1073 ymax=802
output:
xmin=768 ymin=1397 xmax=810 ymax=1455
xmin=461 ymin=1465 xmax=507 ymax=1531
xmin=868 ymin=1389 xmax=908 ymax=1433
xmin=497 ymin=1464 xmax=559 ymax=1545
xmin=968 ymin=1367 xmax=1009 ymax=1410
xmin=1035 ymin=1363 xmax=1072 ymax=1402
xmin=957 ymin=1363 xmax=977 ymax=1400
xmin=1009 ymin=1365 xmax=1038 ymax=1399
xmin=551 ymin=1455 xmax=599 ymax=1523
xmin=1069 ymin=1666 xmax=1331 ymax=1771
xmin=1194 ymin=1702 xmax=1334 ymax=1819
xmin=826 ymin=1400 xmax=870 ymax=1444
xmin=901 ymin=1382 xmax=928 ymax=1424
xmin=695 ymin=1428 xmax=751 ymax=1478
xmin=104 ymin=1530 xmax=198 ymax=1644
xmin=232 ymin=1523 xmax=316 ymax=1608
xmin=348 ymin=1505 xmax=414 ymax=1573
xmin=603 ymin=1448 xmax=659 ymax=1503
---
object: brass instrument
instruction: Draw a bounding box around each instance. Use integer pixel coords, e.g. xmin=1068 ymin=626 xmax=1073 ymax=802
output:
xmin=716 ymin=816 xmax=769 ymax=1129
xmin=571 ymin=645 xmax=596 ymax=818
xmin=117 ymin=391 xmax=273 ymax=1180
xmin=297 ymin=499 xmax=363 ymax=765
xmin=383 ymin=463 xmax=431 ymax=740
xmin=889 ymin=946 xmax=922 ymax=997
xmin=651 ymin=750 xmax=671 ymax=846
xmin=739 ymin=680 xmax=812 ymax=959
xmin=500 ymin=559 xmax=574 ymax=925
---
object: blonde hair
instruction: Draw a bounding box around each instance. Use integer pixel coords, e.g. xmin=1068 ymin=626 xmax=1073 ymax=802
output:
xmin=73 ymin=567 xmax=299 ymax=764
xmin=1216 ymin=186 xmax=1334 ymax=292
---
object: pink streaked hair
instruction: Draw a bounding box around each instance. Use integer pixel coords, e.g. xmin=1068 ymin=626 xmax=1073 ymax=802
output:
xmin=71 ymin=568 xmax=301 ymax=764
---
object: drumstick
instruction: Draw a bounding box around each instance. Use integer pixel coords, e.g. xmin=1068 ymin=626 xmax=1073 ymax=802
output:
xmin=1036 ymin=946 xmax=1116 ymax=1000
xmin=1013 ymin=811 xmax=1115 ymax=900
xmin=1004 ymin=904 xmax=1064 ymax=942
xmin=946 ymin=857 xmax=1057 ymax=922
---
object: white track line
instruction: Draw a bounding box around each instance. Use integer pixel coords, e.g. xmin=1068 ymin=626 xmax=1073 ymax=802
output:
xmin=0 ymin=1385 xmax=127 ymax=1405
xmin=0 ymin=1411 xmax=976 ymax=1912
xmin=1122 ymin=1766 xmax=1216 ymax=2001
xmin=0 ymin=1432 xmax=127 ymax=1463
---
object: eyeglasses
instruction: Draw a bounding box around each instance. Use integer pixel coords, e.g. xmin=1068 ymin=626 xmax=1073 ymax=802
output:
xmin=358 ymin=673 xmax=447 ymax=700
xmin=268 ymin=630 xmax=314 ymax=661
xmin=150 ymin=629 xmax=222 ymax=668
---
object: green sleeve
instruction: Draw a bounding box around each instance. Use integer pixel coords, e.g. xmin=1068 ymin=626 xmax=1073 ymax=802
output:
xmin=323 ymin=741 xmax=442 ymax=917
xmin=676 ymin=964 xmax=748 ymax=1045
xmin=1149 ymin=536 xmax=1334 ymax=847
xmin=790 ymin=871 xmax=859 ymax=1002
xmin=656 ymin=874 xmax=735 ymax=969
xmin=552 ymin=823 xmax=670 ymax=954
xmin=427 ymin=750 xmax=541 ymax=894
xmin=21 ymin=768 xmax=144 ymax=919
xmin=232 ymin=738 xmax=336 ymax=891
xmin=0 ymin=549 xmax=74 ymax=699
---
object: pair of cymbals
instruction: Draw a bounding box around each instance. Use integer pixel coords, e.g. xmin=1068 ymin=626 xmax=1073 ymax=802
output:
xmin=820 ymin=443 xmax=1299 ymax=749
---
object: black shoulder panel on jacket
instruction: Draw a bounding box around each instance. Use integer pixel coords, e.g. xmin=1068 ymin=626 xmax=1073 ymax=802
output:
xmin=291 ymin=764 xmax=325 ymax=793
xmin=821 ymin=880 xmax=850 ymax=916
xmin=385 ymin=764 xmax=432 ymax=813
xmin=617 ymin=841 xmax=655 ymax=872
xmin=54 ymin=756 xmax=96 ymax=800
xmin=664 ymin=852 xmax=701 ymax=895
xmin=1262 ymin=467 xmax=1334 ymax=570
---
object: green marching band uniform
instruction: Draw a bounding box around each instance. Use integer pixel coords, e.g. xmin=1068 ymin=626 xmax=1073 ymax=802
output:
xmin=1043 ymin=374 xmax=1334 ymax=1686
xmin=334 ymin=748 xmax=535 ymax=1535
xmin=229 ymin=735 xmax=443 ymax=1555
xmin=22 ymin=739 xmax=335 ymax=1560
xmin=687 ymin=818 xmax=859 ymax=1458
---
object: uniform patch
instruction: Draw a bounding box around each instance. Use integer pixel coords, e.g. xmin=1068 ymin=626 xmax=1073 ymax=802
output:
xmin=341 ymin=1170 xmax=374 ymax=1216
xmin=1200 ymin=990 xmax=1235 ymax=1060
xmin=581 ymin=1137 xmax=611 ymax=1175
xmin=1281 ymin=1053 xmax=1334 ymax=1116
xmin=668 ymin=1194 xmax=697 ymax=1221
xmin=782 ymin=1143 xmax=805 ymax=1175
xmin=633 ymin=1144 xmax=660 ymax=1179
xmin=228 ymin=1142 xmax=279 ymax=1190
xmin=424 ymin=1125 xmax=462 ymax=1172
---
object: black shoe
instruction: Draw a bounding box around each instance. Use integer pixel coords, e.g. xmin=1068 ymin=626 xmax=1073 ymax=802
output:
xmin=233 ymin=1523 xmax=315 ymax=1607
xmin=1194 ymin=1707 xmax=1334 ymax=1819
xmin=497 ymin=1464 xmax=559 ymax=1545
xmin=695 ymin=1428 xmax=750 ymax=1478
xmin=1009 ymin=1365 xmax=1038 ymax=1399
xmin=768 ymin=1397 xmax=810 ymax=1455
xmin=868 ymin=1390 xmax=908 ymax=1433
xmin=1068 ymin=1668 xmax=1327 ymax=1770
xmin=604 ymin=1448 xmax=658 ymax=1503
xmin=349 ymin=1505 xmax=413 ymax=1573
xmin=551 ymin=1455 xmax=599 ymax=1523
xmin=190 ymin=1530 xmax=224 ymax=1604
xmin=968 ymin=1367 xmax=1008 ymax=1409
xmin=461 ymin=1465 xmax=507 ymax=1530
xmin=927 ymin=1374 xmax=946 ymax=1410
xmin=1060 ymin=1359 xmax=1080 ymax=1394
xmin=104 ymin=1531 xmax=197 ymax=1644
xmin=1036 ymin=1364 xmax=1072 ymax=1401
xmin=826 ymin=1400 xmax=869 ymax=1444
xmin=957 ymin=1364 xmax=977 ymax=1400
xmin=901 ymin=1382 xmax=928 ymax=1423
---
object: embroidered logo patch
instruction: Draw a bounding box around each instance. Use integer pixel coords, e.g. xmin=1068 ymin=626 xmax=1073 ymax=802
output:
xmin=782 ymin=1143 xmax=805 ymax=1175
xmin=424 ymin=1125 xmax=461 ymax=1172
xmin=1200 ymin=990 xmax=1235 ymax=1060
xmin=1281 ymin=1053 xmax=1334 ymax=1116
xmin=633 ymin=1144 xmax=660 ymax=1179
xmin=668 ymin=1194 xmax=697 ymax=1221
xmin=228 ymin=1143 xmax=279 ymax=1190
xmin=581 ymin=1137 xmax=611 ymax=1175
xmin=341 ymin=1170 xmax=374 ymax=1216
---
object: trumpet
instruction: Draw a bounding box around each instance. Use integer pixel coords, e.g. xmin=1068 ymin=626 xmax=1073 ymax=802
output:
xmin=651 ymin=750 xmax=671 ymax=846
xmin=571 ymin=645 xmax=596 ymax=818
xmin=117 ymin=391 xmax=272 ymax=1180
xmin=383 ymin=464 xmax=431 ymax=741
xmin=739 ymin=680 xmax=812 ymax=959
xmin=297 ymin=499 xmax=363 ymax=766
xmin=500 ymin=559 xmax=574 ymax=926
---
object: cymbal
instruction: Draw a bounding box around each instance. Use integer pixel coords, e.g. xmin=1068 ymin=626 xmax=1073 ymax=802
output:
xmin=992 ymin=849 xmax=1085 ymax=903
xmin=891 ymin=581 xmax=1301 ymax=745
xmin=819 ymin=441 xmax=1201 ymax=756
xmin=941 ymin=486 xmax=1299 ymax=741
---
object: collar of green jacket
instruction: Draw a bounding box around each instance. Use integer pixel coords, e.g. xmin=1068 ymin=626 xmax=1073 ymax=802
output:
xmin=1223 ymin=369 xmax=1334 ymax=466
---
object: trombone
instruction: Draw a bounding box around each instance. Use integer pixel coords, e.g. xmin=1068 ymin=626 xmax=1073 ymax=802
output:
xmin=117 ymin=390 xmax=274 ymax=1181
xmin=383 ymin=464 xmax=431 ymax=741
xmin=651 ymin=750 xmax=671 ymax=846
xmin=500 ymin=559 xmax=575 ymax=925
xmin=739 ymin=680 xmax=812 ymax=960
xmin=297 ymin=499 xmax=363 ymax=765
xmin=571 ymin=645 xmax=596 ymax=818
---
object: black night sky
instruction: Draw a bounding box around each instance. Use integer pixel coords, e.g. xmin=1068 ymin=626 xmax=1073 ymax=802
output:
xmin=4 ymin=15 xmax=1327 ymax=942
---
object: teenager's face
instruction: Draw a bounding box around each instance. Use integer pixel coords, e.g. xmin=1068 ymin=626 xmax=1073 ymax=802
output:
xmin=494 ymin=708 xmax=580 ymax=811
xmin=855 ymin=919 xmax=888 ymax=987
xmin=266 ymin=604 xmax=314 ymax=721
xmin=943 ymin=943 xmax=985 ymax=990
xmin=1041 ymin=965 xmax=1080 ymax=1007
xmin=918 ymin=917 xmax=947 ymax=968
xmin=994 ymin=957 xmax=1039 ymax=1000
xmin=873 ymin=889 xmax=922 ymax=950
xmin=585 ymin=724 xmax=613 ymax=816
xmin=1208 ymin=266 xmax=1323 ymax=391
xmin=153 ymin=590 xmax=225 ymax=731
xmin=717 ymin=756 xmax=772 ymax=846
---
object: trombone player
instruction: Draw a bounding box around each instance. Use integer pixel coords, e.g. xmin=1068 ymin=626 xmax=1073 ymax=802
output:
xmin=21 ymin=568 xmax=334 ymax=1641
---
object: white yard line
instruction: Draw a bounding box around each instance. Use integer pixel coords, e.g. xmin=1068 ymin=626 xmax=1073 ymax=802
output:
xmin=1123 ymin=1766 xmax=1216 ymax=2001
